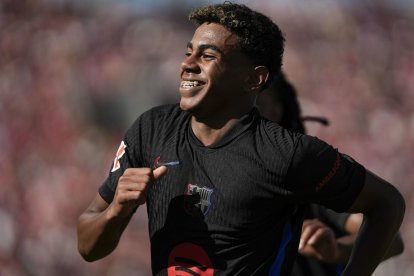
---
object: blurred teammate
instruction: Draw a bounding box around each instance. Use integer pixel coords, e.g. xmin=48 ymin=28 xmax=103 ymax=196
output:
xmin=77 ymin=2 xmax=405 ymax=275
xmin=257 ymin=72 xmax=404 ymax=276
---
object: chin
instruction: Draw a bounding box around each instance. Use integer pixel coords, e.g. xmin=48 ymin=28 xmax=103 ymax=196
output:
xmin=180 ymin=99 xmax=205 ymax=118
xmin=179 ymin=98 xmax=194 ymax=112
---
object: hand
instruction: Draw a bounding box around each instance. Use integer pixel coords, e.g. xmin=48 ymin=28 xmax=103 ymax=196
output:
xmin=108 ymin=166 xmax=168 ymax=219
xmin=298 ymin=218 xmax=339 ymax=263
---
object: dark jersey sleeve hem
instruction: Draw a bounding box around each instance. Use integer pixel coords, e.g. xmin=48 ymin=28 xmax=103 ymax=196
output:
xmin=325 ymin=163 xmax=366 ymax=213
xmin=98 ymin=180 xmax=115 ymax=204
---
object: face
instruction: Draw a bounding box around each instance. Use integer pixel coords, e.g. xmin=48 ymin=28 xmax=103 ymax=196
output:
xmin=179 ymin=23 xmax=254 ymax=119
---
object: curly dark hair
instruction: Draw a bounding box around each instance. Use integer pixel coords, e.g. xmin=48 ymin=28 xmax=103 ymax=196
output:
xmin=188 ymin=2 xmax=285 ymax=88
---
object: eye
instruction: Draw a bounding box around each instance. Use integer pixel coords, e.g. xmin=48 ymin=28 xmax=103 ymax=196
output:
xmin=185 ymin=52 xmax=192 ymax=57
xmin=202 ymin=54 xmax=215 ymax=60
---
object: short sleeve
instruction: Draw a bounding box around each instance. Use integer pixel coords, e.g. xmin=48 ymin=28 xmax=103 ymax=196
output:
xmin=98 ymin=116 xmax=146 ymax=204
xmin=285 ymin=135 xmax=366 ymax=212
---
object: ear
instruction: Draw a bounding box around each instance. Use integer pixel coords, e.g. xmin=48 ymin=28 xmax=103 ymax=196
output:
xmin=244 ymin=66 xmax=269 ymax=92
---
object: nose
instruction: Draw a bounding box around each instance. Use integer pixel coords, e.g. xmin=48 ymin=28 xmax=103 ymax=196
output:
xmin=180 ymin=54 xmax=200 ymax=74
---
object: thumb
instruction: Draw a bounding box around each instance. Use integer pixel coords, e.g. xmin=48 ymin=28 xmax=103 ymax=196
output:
xmin=153 ymin=165 xmax=168 ymax=180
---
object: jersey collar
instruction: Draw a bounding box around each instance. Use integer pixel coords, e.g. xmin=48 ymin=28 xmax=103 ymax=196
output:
xmin=188 ymin=108 xmax=258 ymax=150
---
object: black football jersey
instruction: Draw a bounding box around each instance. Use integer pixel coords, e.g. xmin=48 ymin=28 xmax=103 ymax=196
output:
xmin=99 ymin=104 xmax=365 ymax=275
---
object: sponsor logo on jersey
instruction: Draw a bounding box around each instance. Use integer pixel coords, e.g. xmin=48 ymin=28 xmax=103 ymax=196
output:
xmin=168 ymin=242 xmax=214 ymax=276
xmin=111 ymin=141 xmax=126 ymax=172
xmin=184 ymin=184 xmax=213 ymax=217
xmin=316 ymin=153 xmax=341 ymax=191
xmin=153 ymin=155 xmax=180 ymax=169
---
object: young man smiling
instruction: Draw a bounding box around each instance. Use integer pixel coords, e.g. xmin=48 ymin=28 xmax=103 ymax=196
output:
xmin=77 ymin=3 xmax=405 ymax=275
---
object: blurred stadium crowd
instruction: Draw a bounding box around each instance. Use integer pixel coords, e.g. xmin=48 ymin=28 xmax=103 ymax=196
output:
xmin=0 ymin=0 xmax=413 ymax=275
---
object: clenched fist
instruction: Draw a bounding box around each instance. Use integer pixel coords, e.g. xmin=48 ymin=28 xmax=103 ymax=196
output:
xmin=108 ymin=166 xmax=168 ymax=219
xmin=298 ymin=218 xmax=339 ymax=263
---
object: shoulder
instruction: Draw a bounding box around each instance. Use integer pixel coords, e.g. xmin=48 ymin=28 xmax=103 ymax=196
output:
xmin=141 ymin=103 xmax=185 ymax=121
xmin=130 ymin=104 xmax=186 ymax=128
xmin=124 ymin=103 xmax=187 ymax=140
xmin=258 ymin=115 xmax=334 ymax=163
xmin=259 ymin=116 xmax=303 ymax=157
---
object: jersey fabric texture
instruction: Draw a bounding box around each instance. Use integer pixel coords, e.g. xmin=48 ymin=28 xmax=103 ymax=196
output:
xmin=98 ymin=104 xmax=366 ymax=276
xmin=291 ymin=205 xmax=351 ymax=276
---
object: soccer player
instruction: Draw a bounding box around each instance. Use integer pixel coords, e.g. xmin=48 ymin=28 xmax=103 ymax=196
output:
xmin=257 ymin=71 xmax=404 ymax=276
xmin=77 ymin=3 xmax=405 ymax=275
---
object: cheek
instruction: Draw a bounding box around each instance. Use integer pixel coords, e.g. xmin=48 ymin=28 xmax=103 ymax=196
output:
xmin=204 ymin=62 xmax=224 ymax=79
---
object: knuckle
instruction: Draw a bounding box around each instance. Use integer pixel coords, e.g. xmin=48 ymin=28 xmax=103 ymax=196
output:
xmin=123 ymin=168 xmax=133 ymax=175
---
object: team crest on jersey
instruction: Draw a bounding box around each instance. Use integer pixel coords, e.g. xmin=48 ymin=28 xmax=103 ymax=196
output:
xmin=111 ymin=141 xmax=126 ymax=172
xmin=184 ymin=184 xmax=213 ymax=217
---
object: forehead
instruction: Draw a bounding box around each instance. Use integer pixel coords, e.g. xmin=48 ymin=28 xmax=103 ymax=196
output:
xmin=191 ymin=22 xmax=239 ymax=52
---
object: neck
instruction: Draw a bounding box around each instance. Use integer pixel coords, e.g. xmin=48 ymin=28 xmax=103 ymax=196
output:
xmin=191 ymin=104 xmax=253 ymax=146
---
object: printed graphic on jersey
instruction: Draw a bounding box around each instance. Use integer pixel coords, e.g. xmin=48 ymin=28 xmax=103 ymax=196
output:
xmin=111 ymin=141 xmax=126 ymax=172
xmin=184 ymin=184 xmax=213 ymax=217
xmin=168 ymin=242 xmax=214 ymax=276
xmin=316 ymin=154 xmax=341 ymax=191
xmin=153 ymin=155 xmax=180 ymax=169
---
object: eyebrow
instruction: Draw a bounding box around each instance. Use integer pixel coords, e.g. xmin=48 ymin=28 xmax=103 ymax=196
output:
xmin=187 ymin=42 xmax=224 ymax=56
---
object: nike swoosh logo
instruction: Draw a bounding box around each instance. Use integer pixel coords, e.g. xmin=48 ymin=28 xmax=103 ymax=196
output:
xmin=155 ymin=159 xmax=180 ymax=168
xmin=157 ymin=160 xmax=180 ymax=166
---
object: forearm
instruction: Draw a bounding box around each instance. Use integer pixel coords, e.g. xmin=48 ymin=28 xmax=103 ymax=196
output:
xmin=77 ymin=208 xmax=133 ymax=262
xmin=383 ymin=233 xmax=404 ymax=259
xmin=331 ymin=231 xmax=403 ymax=265
xmin=342 ymin=192 xmax=405 ymax=275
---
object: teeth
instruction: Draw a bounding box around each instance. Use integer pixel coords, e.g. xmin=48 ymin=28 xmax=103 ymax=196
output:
xmin=182 ymin=80 xmax=200 ymax=88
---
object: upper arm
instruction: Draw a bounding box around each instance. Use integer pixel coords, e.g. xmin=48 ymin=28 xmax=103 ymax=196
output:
xmin=346 ymin=170 xmax=405 ymax=216
xmin=82 ymin=193 xmax=110 ymax=215
xmin=286 ymin=135 xmax=366 ymax=212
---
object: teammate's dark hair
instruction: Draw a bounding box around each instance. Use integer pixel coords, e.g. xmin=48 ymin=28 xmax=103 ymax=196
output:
xmin=266 ymin=72 xmax=330 ymax=133
xmin=188 ymin=1 xmax=284 ymax=88
xmin=268 ymin=72 xmax=306 ymax=134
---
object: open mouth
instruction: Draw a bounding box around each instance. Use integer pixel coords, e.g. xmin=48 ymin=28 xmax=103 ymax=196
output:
xmin=180 ymin=80 xmax=205 ymax=88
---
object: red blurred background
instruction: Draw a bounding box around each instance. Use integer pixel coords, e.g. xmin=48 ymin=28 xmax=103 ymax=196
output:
xmin=0 ymin=0 xmax=413 ymax=275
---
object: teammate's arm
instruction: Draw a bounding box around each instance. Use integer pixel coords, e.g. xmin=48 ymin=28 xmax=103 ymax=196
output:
xmin=341 ymin=170 xmax=405 ymax=276
xmin=298 ymin=218 xmax=345 ymax=263
xmin=77 ymin=166 xmax=167 ymax=261
xmin=299 ymin=213 xmax=404 ymax=264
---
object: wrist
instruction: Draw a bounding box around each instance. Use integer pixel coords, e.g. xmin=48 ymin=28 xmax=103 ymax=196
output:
xmin=105 ymin=203 xmax=137 ymax=223
xmin=334 ymin=242 xmax=353 ymax=264
xmin=105 ymin=204 xmax=123 ymax=223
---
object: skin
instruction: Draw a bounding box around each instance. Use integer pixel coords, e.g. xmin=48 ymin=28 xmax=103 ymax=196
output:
xmin=256 ymin=77 xmax=404 ymax=267
xmin=298 ymin=218 xmax=339 ymax=263
xmin=77 ymin=23 xmax=405 ymax=276
xmin=298 ymin=213 xmax=404 ymax=265
xmin=179 ymin=22 xmax=268 ymax=145
xmin=77 ymin=22 xmax=270 ymax=261
xmin=77 ymin=167 xmax=167 ymax=261
xmin=295 ymin=173 xmax=405 ymax=276
xmin=334 ymin=171 xmax=404 ymax=276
